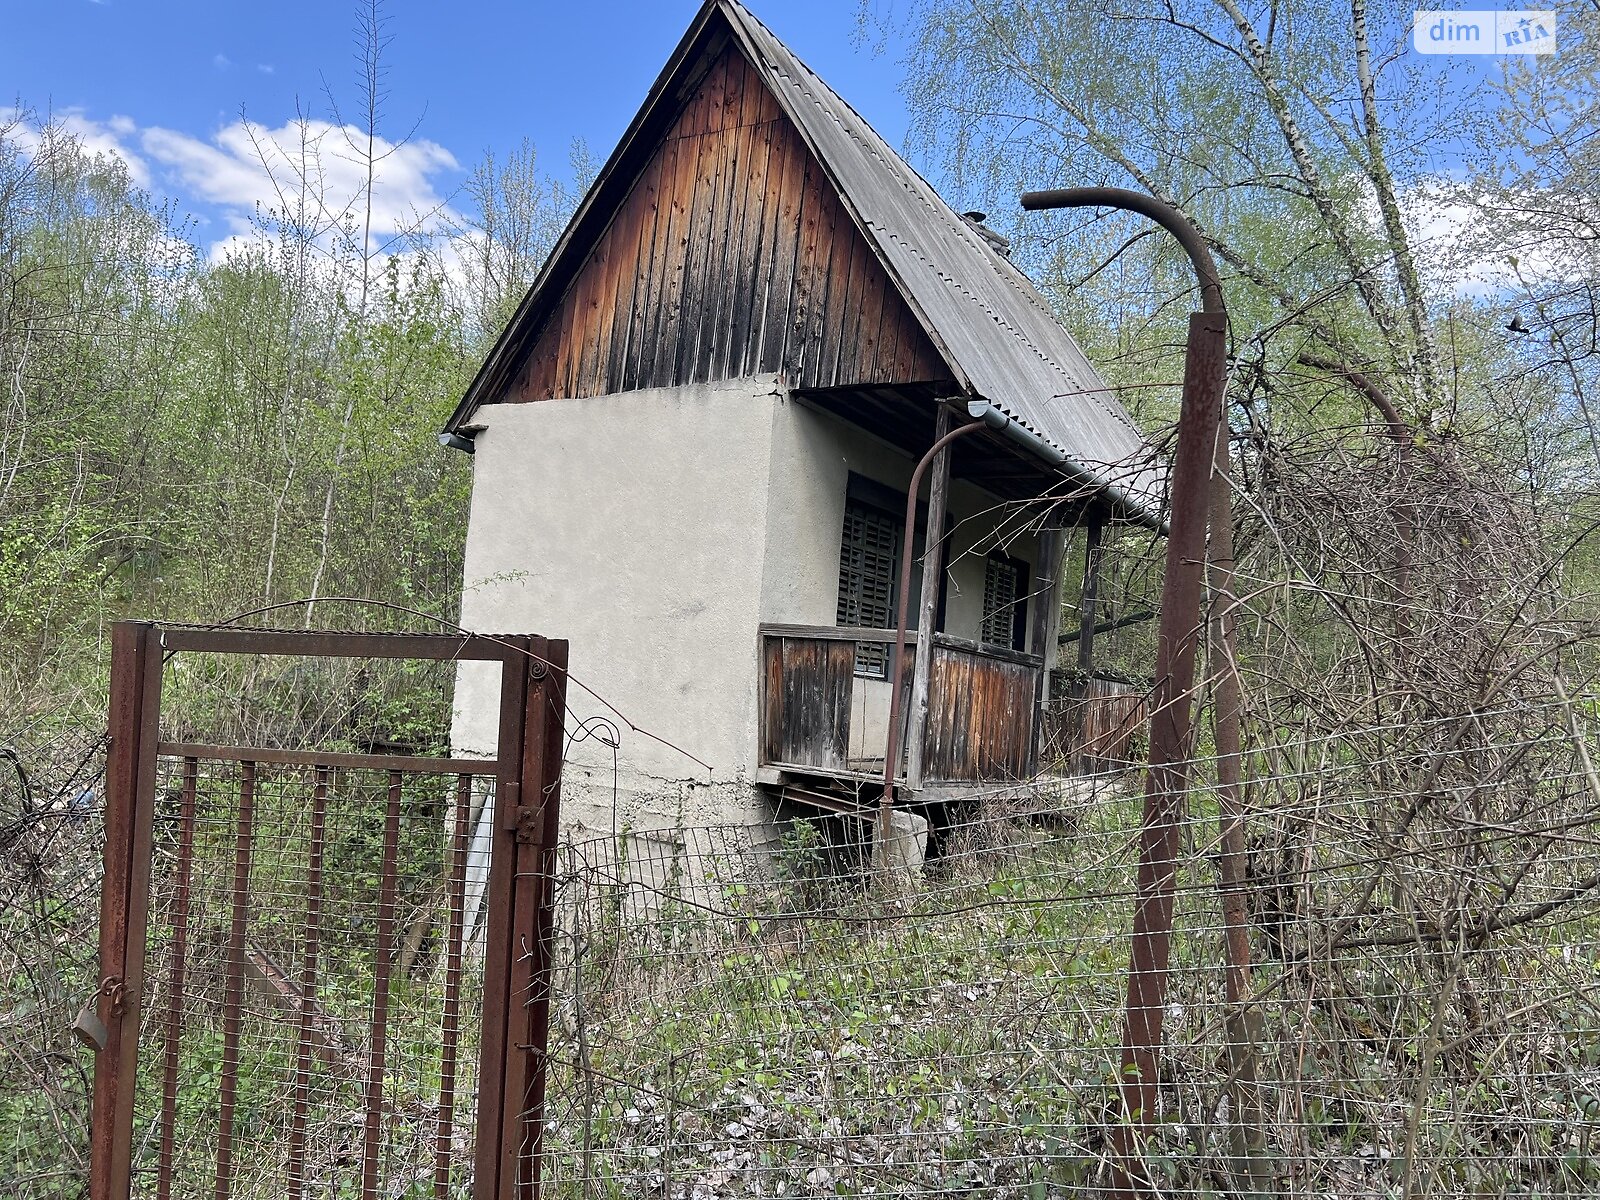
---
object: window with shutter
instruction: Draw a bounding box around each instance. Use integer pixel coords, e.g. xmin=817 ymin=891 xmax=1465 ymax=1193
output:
xmin=836 ymin=499 xmax=901 ymax=678
xmin=981 ymin=554 xmax=1028 ymax=651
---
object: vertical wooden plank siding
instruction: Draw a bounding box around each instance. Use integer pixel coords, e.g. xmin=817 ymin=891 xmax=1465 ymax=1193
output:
xmin=921 ymin=644 xmax=1039 ymax=783
xmin=1071 ymin=678 xmax=1150 ymax=767
xmin=510 ymin=44 xmax=944 ymax=402
xmin=651 ymin=78 xmax=702 ymax=389
xmin=612 ymin=150 xmax=667 ymax=394
xmin=761 ymin=636 xmax=854 ymax=771
xmin=676 ymin=60 xmax=727 ymax=385
xmin=726 ymin=62 xmax=778 ymax=380
xmin=697 ymin=58 xmax=748 ymax=382
xmin=760 ymin=123 xmax=806 ymax=377
xmin=820 ymin=233 xmax=859 ymax=387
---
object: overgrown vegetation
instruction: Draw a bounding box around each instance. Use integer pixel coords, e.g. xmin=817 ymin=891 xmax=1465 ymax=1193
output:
xmin=5 ymin=0 xmax=1600 ymax=1196
xmin=546 ymin=766 xmax=1600 ymax=1198
xmin=1 ymin=8 xmax=585 ymax=1188
xmin=0 ymin=88 xmax=587 ymax=732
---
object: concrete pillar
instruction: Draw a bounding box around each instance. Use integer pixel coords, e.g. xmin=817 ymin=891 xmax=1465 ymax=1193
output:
xmin=884 ymin=810 xmax=929 ymax=884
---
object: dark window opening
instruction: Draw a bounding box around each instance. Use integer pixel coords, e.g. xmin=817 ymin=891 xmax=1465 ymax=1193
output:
xmin=981 ymin=553 xmax=1029 ymax=652
xmin=835 ymin=473 xmax=951 ymax=678
xmin=836 ymin=496 xmax=901 ymax=678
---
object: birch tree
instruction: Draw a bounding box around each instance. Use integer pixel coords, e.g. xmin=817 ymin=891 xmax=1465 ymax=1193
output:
xmin=896 ymin=0 xmax=1481 ymax=434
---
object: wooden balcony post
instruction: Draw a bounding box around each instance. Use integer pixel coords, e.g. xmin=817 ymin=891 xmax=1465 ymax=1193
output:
xmin=1030 ymin=513 xmax=1068 ymax=768
xmin=904 ymin=405 xmax=955 ymax=791
xmin=1076 ymin=516 xmax=1105 ymax=676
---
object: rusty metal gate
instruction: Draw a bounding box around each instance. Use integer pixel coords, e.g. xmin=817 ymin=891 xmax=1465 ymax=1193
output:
xmin=87 ymin=622 xmax=567 ymax=1200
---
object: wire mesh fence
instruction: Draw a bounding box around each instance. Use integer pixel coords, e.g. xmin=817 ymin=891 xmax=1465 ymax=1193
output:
xmin=124 ymin=756 xmax=493 ymax=1200
xmin=527 ymin=699 xmax=1600 ymax=1199
xmin=3 ymin=628 xmax=566 ymax=1200
xmin=11 ymin=650 xmax=1600 ymax=1199
xmin=1 ymin=717 xmax=107 ymax=1199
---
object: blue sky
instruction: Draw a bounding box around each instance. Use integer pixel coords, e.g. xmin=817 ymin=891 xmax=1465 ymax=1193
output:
xmin=2 ymin=0 xmax=915 ymax=258
xmin=0 ymin=0 xmax=1541 ymax=282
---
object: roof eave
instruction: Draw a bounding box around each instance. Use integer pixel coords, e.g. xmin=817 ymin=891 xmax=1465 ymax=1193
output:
xmin=964 ymin=394 xmax=1166 ymax=533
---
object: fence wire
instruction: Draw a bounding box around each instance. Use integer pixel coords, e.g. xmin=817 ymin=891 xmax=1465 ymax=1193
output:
xmin=526 ymin=700 xmax=1600 ymax=1200
xmin=125 ymin=758 xmax=491 ymax=1200
xmin=1 ymin=719 xmax=106 ymax=1200
xmin=11 ymin=687 xmax=1600 ymax=1199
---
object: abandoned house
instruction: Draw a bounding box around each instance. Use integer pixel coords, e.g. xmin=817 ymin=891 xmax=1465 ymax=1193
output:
xmin=443 ymin=0 xmax=1161 ymax=844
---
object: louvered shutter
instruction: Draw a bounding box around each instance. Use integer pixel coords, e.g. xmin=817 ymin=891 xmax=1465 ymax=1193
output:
xmin=836 ymin=501 xmax=901 ymax=677
xmin=981 ymin=555 xmax=1022 ymax=649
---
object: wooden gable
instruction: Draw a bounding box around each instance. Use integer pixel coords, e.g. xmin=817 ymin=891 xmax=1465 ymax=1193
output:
xmin=508 ymin=43 xmax=949 ymax=403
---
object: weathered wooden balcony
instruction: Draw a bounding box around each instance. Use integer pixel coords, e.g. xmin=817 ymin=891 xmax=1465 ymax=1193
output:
xmin=757 ymin=624 xmax=1042 ymax=797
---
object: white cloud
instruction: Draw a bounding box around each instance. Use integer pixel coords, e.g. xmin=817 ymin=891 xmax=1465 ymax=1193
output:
xmin=4 ymin=109 xmax=150 ymax=188
xmin=6 ymin=107 xmax=468 ymax=288
xmin=139 ymin=117 xmax=461 ymax=259
xmin=1401 ymin=179 xmax=1594 ymax=300
xmin=256 ymin=63 xmax=275 ymax=75
xmin=213 ymin=53 xmax=232 ymax=70
xmin=64 ymin=113 xmax=148 ymax=185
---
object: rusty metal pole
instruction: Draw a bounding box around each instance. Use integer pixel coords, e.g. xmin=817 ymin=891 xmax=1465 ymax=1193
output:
xmin=1205 ymin=371 xmax=1271 ymax=1196
xmin=1111 ymin=311 xmax=1226 ymax=1181
xmin=878 ymin=415 xmax=988 ymax=872
xmin=1021 ymin=188 xmax=1245 ymax=1195
xmin=91 ymin=621 xmax=151 ymax=1200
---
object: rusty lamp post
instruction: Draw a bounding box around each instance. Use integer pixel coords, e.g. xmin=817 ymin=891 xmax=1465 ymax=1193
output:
xmin=1020 ymin=187 xmax=1231 ymax=1194
xmin=877 ymin=414 xmax=1005 ymax=872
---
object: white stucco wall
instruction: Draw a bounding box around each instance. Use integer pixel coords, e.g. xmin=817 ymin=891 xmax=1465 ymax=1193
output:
xmin=453 ymin=377 xmax=786 ymax=838
xmin=453 ymin=383 xmax=1042 ymax=837
xmin=762 ymin=398 xmax=1042 ymax=639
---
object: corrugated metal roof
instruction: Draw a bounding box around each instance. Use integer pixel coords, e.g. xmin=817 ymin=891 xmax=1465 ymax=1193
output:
xmin=719 ymin=0 xmax=1163 ymax=523
xmin=446 ymin=0 xmax=1165 ymax=524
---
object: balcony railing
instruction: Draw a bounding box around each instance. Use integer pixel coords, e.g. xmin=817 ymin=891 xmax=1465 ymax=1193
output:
xmin=1040 ymin=675 xmax=1151 ymax=771
xmin=758 ymin=624 xmax=1042 ymax=786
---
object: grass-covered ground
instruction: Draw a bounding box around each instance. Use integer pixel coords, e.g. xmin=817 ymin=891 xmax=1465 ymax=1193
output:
xmin=17 ymin=769 xmax=1600 ymax=1200
xmin=540 ymin=799 xmax=1600 ymax=1199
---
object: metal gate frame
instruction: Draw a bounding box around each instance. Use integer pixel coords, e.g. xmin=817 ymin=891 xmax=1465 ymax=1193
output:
xmin=89 ymin=621 xmax=568 ymax=1200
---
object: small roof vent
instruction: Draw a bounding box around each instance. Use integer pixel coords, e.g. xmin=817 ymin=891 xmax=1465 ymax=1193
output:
xmin=960 ymin=210 xmax=1011 ymax=257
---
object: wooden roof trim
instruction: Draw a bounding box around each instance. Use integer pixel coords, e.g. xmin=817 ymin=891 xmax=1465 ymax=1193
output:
xmin=445 ymin=4 xmax=733 ymax=431
xmin=443 ymin=0 xmax=966 ymax=434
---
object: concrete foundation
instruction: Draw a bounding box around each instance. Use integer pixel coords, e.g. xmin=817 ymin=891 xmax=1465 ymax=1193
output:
xmin=883 ymin=810 xmax=930 ymax=884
